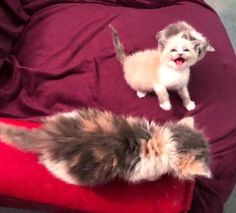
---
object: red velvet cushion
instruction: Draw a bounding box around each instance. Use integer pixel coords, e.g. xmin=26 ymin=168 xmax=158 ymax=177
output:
xmin=0 ymin=118 xmax=194 ymax=213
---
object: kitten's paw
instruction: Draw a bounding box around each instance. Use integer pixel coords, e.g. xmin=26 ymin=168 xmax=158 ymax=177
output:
xmin=185 ymin=101 xmax=196 ymax=111
xmin=160 ymin=102 xmax=172 ymax=111
xmin=137 ymin=91 xmax=147 ymax=98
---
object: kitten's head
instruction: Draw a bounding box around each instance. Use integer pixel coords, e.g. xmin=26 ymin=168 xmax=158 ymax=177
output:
xmin=157 ymin=21 xmax=215 ymax=63
xmin=159 ymin=35 xmax=200 ymax=70
xmin=168 ymin=117 xmax=211 ymax=180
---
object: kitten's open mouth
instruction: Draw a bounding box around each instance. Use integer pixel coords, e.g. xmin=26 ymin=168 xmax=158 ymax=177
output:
xmin=174 ymin=57 xmax=185 ymax=65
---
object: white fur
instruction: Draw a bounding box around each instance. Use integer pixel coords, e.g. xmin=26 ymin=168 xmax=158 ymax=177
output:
xmin=159 ymin=101 xmax=172 ymax=111
xmin=137 ymin=91 xmax=147 ymax=98
xmin=41 ymin=157 xmax=78 ymax=185
xmin=61 ymin=110 xmax=78 ymax=119
xmin=185 ymin=101 xmax=196 ymax=111
xmin=158 ymin=65 xmax=190 ymax=89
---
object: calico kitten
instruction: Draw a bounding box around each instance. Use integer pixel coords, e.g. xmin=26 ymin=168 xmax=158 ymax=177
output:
xmin=156 ymin=21 xmax=215 ymax=61
xmin=0 ymin=108 xmax=211 ymax=186
xmin=110 ymin=23 xmax=214 ymax=111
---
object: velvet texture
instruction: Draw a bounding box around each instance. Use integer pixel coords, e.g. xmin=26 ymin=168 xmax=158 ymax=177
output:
xmin=0 ymin=0 xmax=235 ymax=212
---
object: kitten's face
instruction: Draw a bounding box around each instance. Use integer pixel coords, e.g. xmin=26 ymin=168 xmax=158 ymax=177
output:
xmin=157 ymin=21 xmax=215 ymax=65
xmin=169 ymin=117 xmax=211 ymax=180
xmin=161 ymin=36 xmax=199 ymax=70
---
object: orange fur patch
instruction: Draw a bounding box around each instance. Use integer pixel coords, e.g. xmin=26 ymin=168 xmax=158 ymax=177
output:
xmin=93 ymin=148 xmax=106 ymax=160
xmin=141 ymin=131 xmax=165 ymax=157
xmin=81 ymin=120 xmax=98 ymax=133
xmin=96 ymin=113 xmax=116 ymax=133
xmin=179 ymin=154 xmax=208 ymax=178
xmin=80 ymin=111 xmax=117 ymax=134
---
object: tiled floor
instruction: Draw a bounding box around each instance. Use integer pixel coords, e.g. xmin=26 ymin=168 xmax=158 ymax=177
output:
xmin=0 ymin=1 xmax=235 ymax=213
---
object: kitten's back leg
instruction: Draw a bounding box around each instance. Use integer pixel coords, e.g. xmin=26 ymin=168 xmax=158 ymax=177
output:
xmin=137 ymin=91 xmax=147 ymax=98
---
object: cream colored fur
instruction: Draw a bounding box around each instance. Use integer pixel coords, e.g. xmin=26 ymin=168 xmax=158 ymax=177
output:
xmin=123 ymin=36 xmax=198 ymax=111
xmin=41 ymin=156 xmax=79 ymax=185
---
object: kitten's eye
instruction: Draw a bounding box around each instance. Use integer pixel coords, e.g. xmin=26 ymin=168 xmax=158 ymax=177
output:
xmin=183 ymin=49 xmax=189 ymax=52
xmin=171 ymin=49 xmax=177 ymax=52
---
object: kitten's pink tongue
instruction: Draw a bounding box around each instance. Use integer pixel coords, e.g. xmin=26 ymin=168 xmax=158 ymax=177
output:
xmin=174 ymin=58 xmax=185 ymax=65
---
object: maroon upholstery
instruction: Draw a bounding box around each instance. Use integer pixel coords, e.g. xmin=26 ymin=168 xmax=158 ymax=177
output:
xmin=0 ymin=0 xmax=235 ymax=212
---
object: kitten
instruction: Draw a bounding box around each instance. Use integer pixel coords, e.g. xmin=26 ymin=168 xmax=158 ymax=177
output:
xmin=0 ymin=108 xmax=211 ymax=186
xmin=156 ymin=21 xmax=215 ymax=61
xmin=110 ymin=23 xmax=214 ymax=111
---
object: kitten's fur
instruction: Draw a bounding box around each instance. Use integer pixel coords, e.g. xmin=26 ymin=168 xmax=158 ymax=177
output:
xmin=156 ymin=21 xmax=215 ymax=61
xmin=0 ymin=108 xmax=211 ymax=186
xmin=110 ymin=22 xmax=214 ymax=111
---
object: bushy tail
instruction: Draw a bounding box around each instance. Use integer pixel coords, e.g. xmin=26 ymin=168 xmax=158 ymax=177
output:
xmin=109 ymin=24 xmax=126 ymax=63
xmin=0 ymin=122 xmax=43 ymax=152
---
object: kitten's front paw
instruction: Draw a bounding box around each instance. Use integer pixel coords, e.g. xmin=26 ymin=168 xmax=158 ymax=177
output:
xmin=185 ymin=101 xmax=196 ymax=111
xmin=137 ymin=91 xmax=147 ymax=98
xmin=160 ymin=102 xmax=172 ymax=111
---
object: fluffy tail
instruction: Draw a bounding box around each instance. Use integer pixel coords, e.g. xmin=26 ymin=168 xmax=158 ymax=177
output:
xmin=109 ymin=24 xmax=126 ymax=63
xmin=0 ymin=122 xmax=43 ymax=152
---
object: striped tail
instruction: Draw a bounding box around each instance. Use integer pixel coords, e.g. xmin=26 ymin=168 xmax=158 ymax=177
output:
xmin=0 ymin=122 xmax=43 ymax=152
xmin=109 ymin=24 xmax=126 ymax=63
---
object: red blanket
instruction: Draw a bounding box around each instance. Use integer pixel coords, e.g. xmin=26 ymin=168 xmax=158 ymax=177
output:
xmin=0 ymin=0 xmax=235 ymax=212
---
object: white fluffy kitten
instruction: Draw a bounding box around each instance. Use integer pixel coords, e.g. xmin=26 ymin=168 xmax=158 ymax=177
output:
xmin=123 ymin=35 xmax=198 ymax=111
xmin=110 ymin=24 xmax=213 ymax=111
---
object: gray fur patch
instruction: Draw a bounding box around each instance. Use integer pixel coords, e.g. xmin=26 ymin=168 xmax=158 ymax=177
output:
xmin=110 ymin=25 xmax=126 ymax=63
xmin=171 ymin=125 xmax=209 ymax=163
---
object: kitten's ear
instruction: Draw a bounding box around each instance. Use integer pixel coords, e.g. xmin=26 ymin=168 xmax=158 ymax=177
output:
xmin=181 ymin=155 xmax=212 ymax=179
xmin=158 ymin=41 xmax=166 ymax=51
xmin=187 ymin=161 xmax=212 ymax=179
xmin=192 ymin=40 xmax=201 ymax=49
xmin=206 ymin=44 xmax=215 ymax=52
xmin=178 ymin=117 xmax=194 ymax=129
xmin=156 ymin=31 xmax=166 ymax=51
xmin=181 ymin=31 xmax=190 ymax=40
xmin=155 ymin=31 xmax=161 ymax=41
xmin=149 ymin=121 xmax=156 ymax=129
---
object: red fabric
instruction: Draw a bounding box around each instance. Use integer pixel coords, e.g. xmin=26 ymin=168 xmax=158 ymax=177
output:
xmin=0 ymin=118 xmax=194 ymax=213
xmin=0 ymin=1 xmax=235 ymax=213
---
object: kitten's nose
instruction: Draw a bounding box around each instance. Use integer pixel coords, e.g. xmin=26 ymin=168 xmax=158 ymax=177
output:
xmin=178 ymin=53 xmax=183 ymax=57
